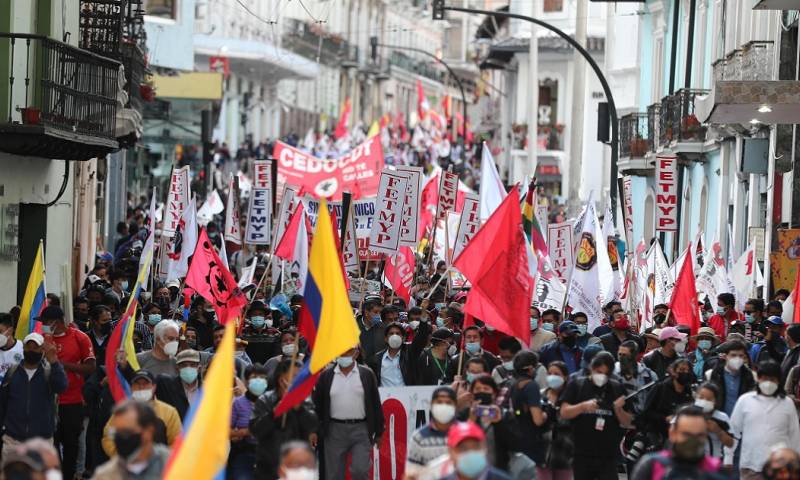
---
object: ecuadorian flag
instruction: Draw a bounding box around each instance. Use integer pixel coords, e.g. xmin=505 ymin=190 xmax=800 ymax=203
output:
xmin=16 ymin=241 xmax=46 ymax=340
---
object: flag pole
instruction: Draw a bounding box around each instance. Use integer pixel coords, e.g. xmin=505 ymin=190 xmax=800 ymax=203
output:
xmin=424 ymin=265 xmax=454 ymax=300
xmin=281 ymin=334 xmax=302 ymax=428
xmin=246 ymin=218 xmax=283 ymax=311
xmin=444 ymin=215 xmax=452 ymax=300
xmin=357 ymin=258 xmax=372 ymax=312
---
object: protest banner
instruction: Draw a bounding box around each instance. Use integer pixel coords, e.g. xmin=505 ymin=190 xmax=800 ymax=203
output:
xmin=303 ymin=197 xmax=376 ymax=238
xmin=655 ymin=155 xmax=678 ymax=232
xmin=547 ymin=221 xmax=574 ymax=282
xmin=435 ymin=171 xmax=459 ymax=222
xmin=357 ymin=238 xmax=383 ymax=261
xmin=224 ymin=175 xmax=242 ymax=245
xmin=245 ymin=161 xmax=272 ymax=245
xmin=452 ymin=192 xmax=479 ymax=261
xmin=395 ymin=165 xmax=423 ymax=247
xmin=621 ymin=176 xmax=635 ymax=248
xmin=273 ymin=135 xmax=384 ymax=200
xmin=533 ymin=254 xmax=567 ymax=312
xmin=342 ymin=203 xmax=361 ymax=276
xmin=535 ymin=204 xmax=549 ymax=240
xmin=384 ymin=247 xmax=415 ymax=304
xmin=369 ymin=169 xmax=408 ymax=255
xmin=163 ymin=166 xmax=190 ymax=237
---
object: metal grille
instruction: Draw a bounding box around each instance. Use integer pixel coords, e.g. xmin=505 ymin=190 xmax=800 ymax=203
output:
xmin=619 ymin=112 xmax=649 ymax=158
xmin=659 ymin=88 xmax=708 ymax=147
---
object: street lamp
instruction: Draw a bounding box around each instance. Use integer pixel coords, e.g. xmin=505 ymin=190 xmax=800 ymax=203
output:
xmin=369 ymin=36 xmax=469 ymax=143
xmin=432 ymin=0 xmax=620 ymax=221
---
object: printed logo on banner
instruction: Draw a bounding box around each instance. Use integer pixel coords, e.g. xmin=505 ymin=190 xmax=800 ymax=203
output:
xmin=608 ymin=238 xmax=620 ymax=271
xmin=436 ymin=171 xmax=459 ymax=221
xmin=655 ymin=155 xmax=678 ymax=232
xmin=394 ymin=166 xmax=422 ymax=247
xmin=576 ymin=232 xmax=597 ymax=271
xmin=368 ymin=169 xmax=408 ymax=255
xmin=163 ymin=166 xmax=190 ymax=237
xmin=303 ymin=197 xmax=376 ymax=238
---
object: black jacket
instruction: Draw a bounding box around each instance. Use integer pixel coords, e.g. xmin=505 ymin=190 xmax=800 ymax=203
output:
xmin=600 ymin=331 xmax=644 ymax=359
xmin=155 ymin=374 xmax=201 ymax=420
xmin=642 ymin=378 xmax=694 ymax=442
xmin=313 ymin=364 xmax=384 ymax=441
xmin=0 ymin=360 xmax=68 ymax=440
xmin=707 ymin=362 xmax=756 ymax=409
xmin=250 ymin=390 xmax=317 ymax=479
xmin=643 ymin=349 xmax=678 ymax=379
xmin=368 ymin=321 xmax=431 ymax=386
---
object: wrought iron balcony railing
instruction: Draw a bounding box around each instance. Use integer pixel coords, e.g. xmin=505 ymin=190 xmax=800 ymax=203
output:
xmin=619 ymin=112 xmax=649 ymax=158
xmin=0 ymin=33 xmax=120 ymax=157
xmin=659 ymin=88 xmax=709 ymax=147
xmin=388 ymin=50 xmax=443 ymax=83
xmin=647 ymin=103 xmax=660 ymax=153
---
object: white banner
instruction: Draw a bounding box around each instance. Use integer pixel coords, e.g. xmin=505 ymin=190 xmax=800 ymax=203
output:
xmin=452 ymin=192 xmax=480 ymax=261
xmin=303 ymin=197 xmax=376 ymax=239
xmin=342 ymin=203 xmax=361 ymax=276
xmin=395 ymin=166 xmax=423 ymax=247
xmin=224 ymin=175 xmax=242 ymax=245
xmin=621 ymin=176 xmax=635 ymax=247
xmin=655 ymin=155 xmax=678 ymax=232
xmin=245 ymin=162 xmax=272 ymax=245
xmin=436 ymin=171 xmax=459 ymax=221
xmin=547 ymin=221 xmax=574 ymax=283
xmin=535 ymin=204 xmax=549 ymax=240
xmin=533 ymin=254 xmax=567 ymax=312
xmin=162 ymin=166 xmax=190 ymax=237
xmin=369 ymin=169 xmax=408 ymax=255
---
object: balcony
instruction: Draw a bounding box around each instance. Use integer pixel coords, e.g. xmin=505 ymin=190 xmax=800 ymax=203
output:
xmin=659 ymin=88 xmax=709 ymax=152
xmin=388 ymin=50 xmax=443 ymax=83
xmin=537 ymin=124 xmax=564 ymax=151
xmin=0 ymin=33 xmax=120 ymax=160
xmin=619 ymin=113 xmax=649 ymax=158
xmin=281 ymin=19 xmax=355 ymax=69
xmin=647 ymin=103 xmax=660 ymax=153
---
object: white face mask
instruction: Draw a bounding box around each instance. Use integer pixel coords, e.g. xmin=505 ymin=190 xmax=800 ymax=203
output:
xmin=409 ymin=320 xmax=420 ymax=330
xmin=163 ymin=341 xmax=179 ymax=358
xmin=132 ymin=389 xmax=154 ymax=402
xmin=447 ymin=344 xmax=458 ymax=357
xmin=387 ymin=334 xmax=403 ymax=349
xmin=282 ymin=467 xmax=317 ymax=480
xmin=726 ymin=356 xmax=745 ymax=371
xmin=430 ymin=403 xmax=456 ymax=424
xmin=591 ymin=373 xmax=608 ymax=387
xmin=759 ymin=380 xmax=778 ymax=396
xmin=0 ymin=334 xmax=8 ymax=347
xmin=45 ymin=469 xmax=63 ymax=480
xmin=282 ymin=343 xmax=297 ymax=357
xmin=694 ymin=398 xmax=714 ymax=413
xmin=675 ymin=340 xmax=687 ymax=354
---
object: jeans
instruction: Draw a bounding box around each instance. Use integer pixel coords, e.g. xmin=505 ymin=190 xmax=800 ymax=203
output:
xmin=228 ymin=450 xmax=256 ymax=480
xmin=56 ymin=404 xmax=85 ymax=480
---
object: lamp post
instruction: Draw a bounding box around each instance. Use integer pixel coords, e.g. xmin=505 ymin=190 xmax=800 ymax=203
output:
xmin=432 ymin=1 xmax=620 ymax=220
xmin=370 ymin=36 xmax=468 ymax=142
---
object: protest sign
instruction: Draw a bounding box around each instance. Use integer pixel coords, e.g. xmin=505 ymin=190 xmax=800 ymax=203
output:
xmin=163 ymin=166 xmax=190 ymax=237
xmin=224 ymin=175 xmax=242 ymax=245
xmin=452 ymin=192 xmax=479 ymax=261
xmin=435 ymin=171 xmax=458 ymax=222
xmin=655 ymin=155 xmax=678 ymax=232
xmin=342 ymin=203 xmax=361 ymax=276
xmin=303 ymin=197 xmax=376 ymax=238
xmin=273 ymin=135 xmax=384 ymax=200
xmin=369 ymin=169 xmax=408 ymax=255
xmin=244 ymin=161 xmax=272 ymax=245
xmin=547 ymin=221 xmax=574 ymax=282
xmin=395 ymin=166 xmax=422 ymax=247
xmin=621 ymin=176 xmax=635 ymax=247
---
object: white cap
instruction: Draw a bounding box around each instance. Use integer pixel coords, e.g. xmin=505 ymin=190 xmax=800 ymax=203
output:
xmin=87 ymin=274 xmax=101 ymax=284
xmin=23 ymin=332 xmax=44 ymax=346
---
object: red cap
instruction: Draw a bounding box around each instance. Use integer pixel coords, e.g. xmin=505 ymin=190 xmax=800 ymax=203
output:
xmin=447 ymin=421 xmax=485 ymax=448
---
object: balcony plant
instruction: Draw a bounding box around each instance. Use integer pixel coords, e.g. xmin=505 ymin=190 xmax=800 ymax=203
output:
xmin=629 ymin=135 xmax=648 ymax=157
xmin=680 ymin=113 xmax=702 ymax=140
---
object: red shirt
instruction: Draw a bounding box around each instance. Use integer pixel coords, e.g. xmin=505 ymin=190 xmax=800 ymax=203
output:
xmin=707 ymin=310 xmax=741 ymax=340
xmin=53 ymin=326 xmax=95 ymax=405
xmin=481 ymin=329 xmax=508 ymax=355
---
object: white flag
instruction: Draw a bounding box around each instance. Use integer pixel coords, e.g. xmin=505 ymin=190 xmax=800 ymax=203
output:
xmin=141 ymin=188 xmax=157 ymax=283
xmin=224 ymin=175 xmax=242 ymax=245
xmin=196 ymin=189 xmax=224 ymax=226
xmin=602 ymin=204 xmax=623 ymax=300
xmin=566 ymin=201 xmax=614 ymax=330
xmin=166 ymin=197 xmax=198 ymax=281
xmin=696 ymin=239 xmax=733 ymax=302
xmin=478 ymin=143 xmax=506 ymax=221
xmin=238 ymin=258 xmax=257 ymax=290
xmin=288 ymin=208 xmax=309 ymax=294
xmin=731 ymin=245 xmax=759 ymax=308
xmin=532 ymin=253 xmax=567 ymax=312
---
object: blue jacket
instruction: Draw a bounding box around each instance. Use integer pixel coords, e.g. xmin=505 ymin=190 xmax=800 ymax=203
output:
xmin=0 ymin=360 xmax=68 ymax=440
xmin=538 ymin=340 xmax=582 ymax=374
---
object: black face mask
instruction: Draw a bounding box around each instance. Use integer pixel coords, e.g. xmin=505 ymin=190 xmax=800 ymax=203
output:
xmin=676 ymin=372 xmax=694 ymax=387
xmin=672 ymin=436 xmax=705 ymax=463
xmin=99 ymin=322 xmax=112 ymax=335
xmin=619 ymin=355 xmax=636 ymax=373
xmin=113 ymin=430 xmax=143 ymax=460
xmin=562 ymin=336 xmax=577 ymax=348
xmin=74 ymin=312 xmax=89 ymax=323
xmin=23 ymin=351 xmax=43 ymax=364
xmin=474 ymin=392 xmax=493 ymax=405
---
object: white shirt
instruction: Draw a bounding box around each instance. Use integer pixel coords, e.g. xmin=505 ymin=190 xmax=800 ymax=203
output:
xmin=0 ymin=341 xmax=23 ymax=383
xmin=381 ymin=350 xmax=405 ymax=387
xmin=330 ymin=365 xmax=366 ymax=420
xmin=730 ymin=391 xmax=800 ymax=471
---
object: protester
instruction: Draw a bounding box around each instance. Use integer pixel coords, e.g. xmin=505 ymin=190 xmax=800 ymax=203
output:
xmin=706 ymin=340 xmax=756 ymax=417
xmin=708 ymin=293 xmax=739 ymax=339
xmin=538 ymin=361 xmax=573 ymax=480
xmin=447 ymin=326 xmax=500 ymax=380
xmin=368 ymin=320 xmax=430 ymax=387
xmin=313 ymin=347 xmax=383 ymax=480
xmin=762 ymin=447 xmax=800 ymax=480
xmin=540 ymin=310 xmax=561 ymax=335
xmin=228 ymin=364 xmax=269 ymax=478
xmin=751 ymin=316 xmax=788 ymax=365
xmin=643 ymin=326 xmax=687 ymax=379
xmin=87 ymin=305 xmax=114 ymax=363
xmin=263 ymin=329 xmax=302 ymax=380
xmin=2 ymin=437 xmax=62 ymax=480
xmin=491 ymin=337 xmax=522 ymax=385
xmin=614 ymin=340 xmax=658 ymax=414
xmin=782 ymin=324 xmax=800 ymax=382
xmin=743 ymin=299 xmax=766 ymax=344
xmin=508 ymin=351 xmax=547 ymax=468
xmin=643 ymin=358 xmax=695 ymax=445
xmin=419 ymin=328 xmax=457 ymax=386
xmin=241 ymin=300 xmax=281 ymax=364
xmin=530 ymin=307 xmax=557 ymax=352
xmin=136 ymin=319 xmax=180 ymax=376
xmin=690 ymin=327 xmax=721 ymax=379
xmin=570 ymin=312 xmax=600 ymax=348
xmin=406 ymin=387 xmax=458 ymax=476
xmin=276 ymin=441 xmax=317 ymax=480
xmin=599 ymin=310 xmax=643 ymax=358
xmin=730 ymin=360 xmax=800 ymax=479
xmin=441 ymin=421 xmax=512 ymax=480
xmin=154 ymin=349 xmax=202 ymax=420
xmin=693 ymin=382 xmax=734 ymax=461
xmin=0 ymin=313 xmax=23 ymax=382
xmin=539 ymin=321 xmax=582 ymax=374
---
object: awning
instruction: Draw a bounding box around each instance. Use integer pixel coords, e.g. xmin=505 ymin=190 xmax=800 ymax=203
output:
xmin=193 ymin=34 xmax=319 ymax=81
xmin=753 ymin=0 xmax=800 ymax=10
xmin=696 ymin=81 xmax=800 ymax=125
xmin=153 ymin=72 xmax=224 ymax=100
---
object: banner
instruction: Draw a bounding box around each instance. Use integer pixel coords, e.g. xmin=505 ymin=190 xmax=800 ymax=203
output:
xmin=533 ymin=254 xmax=567 ymax=312
xmin=303 ymin=197 xmax=376 ymax=238
xmin=535 ymin=204 xmax=549 ymax=241
xmin=273 ymin=136 xmax=384 ymax=200
xmin=770 ymin=229 xmax=800 ymax=292
xmin=342 ymin=203 xmax=361 ymax=276
xmin=163 ymin=166 xmax=190 ymax=237
xmin=452 ymin=192 xmax=479 ymax=261
xmin=655 ymin=155 xmax=678 ymax=232
xmin=224 ymin=175 xmax=242 ymax=245
xmin=384 ymin=247 xmax=415 ymax=305
xmin=369 ymin=169 xmax=408 ymax=255
xmin=395 ymin=166 xmax=423 ymax=247
xmin=621 ymin=176 xmax=635 ymax=247
xmin=547 ymin=221 xmax=574 ymax=282
xmin=436 ymin=171 xmax=459 ymax=222
xmin=245 ymin=160 xmax=272 ymax=245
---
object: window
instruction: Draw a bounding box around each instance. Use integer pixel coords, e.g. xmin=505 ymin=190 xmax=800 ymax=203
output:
xmin=145 ymin=0 xmax=177 ymax=19
xmin=543 ymin=0 xmax=563 ymax=13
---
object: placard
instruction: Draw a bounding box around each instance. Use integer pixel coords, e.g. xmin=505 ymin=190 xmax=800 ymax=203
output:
xmin=655 ymin=155 xmax=678 ymax=232
xmin=163 ymin=166 xmax=190 ymax=237
xmin=547 ymin=221 xmax=574 ymax=282
xmin=621 ymin=176 xmax=635 ymax=247
xmin=369 ymin=170 xmax=408 ymax=255
xmin=452 ymin=192 xmax=480 ymax=261
xmin=395 ymin=166 xmax=423 ymax=247
xmin=435 ymin=171 xmax=459 ymax=221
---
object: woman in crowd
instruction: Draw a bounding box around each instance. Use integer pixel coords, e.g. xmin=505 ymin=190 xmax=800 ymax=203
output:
xmin=228 ymin=363 xmax=270 ymax=479
xmin=537 ymin=361 xmax=573 ymax=480
xmin=693 ymin=382 xmax=734 ymax=462
xmin=643 ymin=358 xmax=695 ymax=447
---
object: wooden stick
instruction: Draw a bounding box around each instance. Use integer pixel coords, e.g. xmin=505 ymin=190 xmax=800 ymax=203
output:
xmin=281 ymin=334 xmax=302 ymax=427
xmin=357 ymin=258 xmax=372 ymax=313
xmin=424 ymin=265 xmax=454 ymax=300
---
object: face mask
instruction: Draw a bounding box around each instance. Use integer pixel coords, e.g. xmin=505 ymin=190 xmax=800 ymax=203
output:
xmin=697 ymin=339 xmax=712 ymax=351
xmin=430 ymin=403 xmax=456 ymax=424
xmin=456 ymin=450 xmax=488 ymax=478
xmin=248 ymin=377 xmax=268 ymax=396
xmin=336 ymin=356 xmax=354 ymax=368
xmin=282 ymin=343 xmax=297 ymax=357
xmin=745 ymin=313 xmax=755 ymax=324
xmin=619 ymin=355 xmax=635 ymax=370
xmin=675 ymin=340 xmax=687 ymax=354
xmin=100 ymin=323 xmax=112 ymax=335
xmin=131 ymin=389 xmax=153 ymax=402
xmin=530 ymin=318 xmax=539 ymax=331
xmin=120 ymin=280 xmax=129 ymax=291
xmin=283 ymin=467 xmax=317 ymax=480
xmin=576 ymin=324 xmax=588 ymax=336
xmin=0 ymin=334 xmax=8 ymax=347
xmin=113 ymin=430 xmax=143 ymax=460
xmin=759 ymin=380 xmax=778 ymax=396
xmin=546 ymin=374 xmax=565 ymax=390
xmin=465 ymin=373 xmax=477 ymax=383
xmin=591 ymin=373 xmax=608 ymax=387
xmin=74 ymin=312 xmax=89 ymax=323
xmin=45 ymin=469 xmax=63 ymax=480
xmin=147 ymin=314 xmax=162 ymax=326
xmin=694 ymin=398 xmax=714 ymax=413
xmin=672 ymin=435 xmax=705 ymax=463
xmin=436 ymin=318 xmax=445 ymax=328
xmin=23 ymin=350 xmax=43 ymax=364
xmin=726 ymin=356 xmax=744 ymax=371
xmin=447 ymin=344 xmax=458 ymax=356
xmin=562 ymin=336 xmax=577 ymax=348
xmin=371 ymin=314 xmax=382 ymax=324
xmin=387 ymin=334 xmax=403 ymax=349
xmin=474 ymin=391 xmax=493 ymax=405
xmin=409 ymin=320 xmax=420 ymax=330
xmin=179 ymin=366 xmax=199 ymax=384
xmin=613 ymin=318 xmax=630 ymax=330
xmin=41 ymin=324 xmax=53 ymax=335
xmin=676 ymin=372 xmax=694 ymax=386
xmin=163 ymin=341 xmax=179 ymax=358
xmin=542 ymin=322 xmax=554 ymax=332
xmin=465 ymin=342 xmax=480 ymax=355
xmin=250 ymin=316 xmax=266 ymax=329
xmin=503 ymin=361 xmax=514 ymax=371
xmin=715 ymin=306 xmax=726 ymax=315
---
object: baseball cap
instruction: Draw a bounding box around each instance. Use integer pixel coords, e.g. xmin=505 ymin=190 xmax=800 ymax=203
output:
xmin=131 ymin=370 xmax=155 ymax=384
xmin=23 ymin=333 xmax=44 ymax=346
xmin=765 ymin=316 xmax=785 ymax=326
xmin=431 ymin=328 xmax=454 ymax=343
xmin=559 ymin=321 xmax=580 ymax=335
xmin=35 ymin=305 xmax=64 ymax=322
xmin=447 ymin=421 xmax=486 ymax=448
xmin=659 ymin=326 xmax=687 ymax=342
xmin=175 ymin=349 xmax=200 ymax=365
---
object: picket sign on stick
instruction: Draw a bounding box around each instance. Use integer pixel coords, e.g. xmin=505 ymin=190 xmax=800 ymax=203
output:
xmin=560 ymin=193 xmax=594 ymax=315
xmin=423 ymin=265 xmax=454 ymax=300
xmin=357 ymin=258 xmax=373 ymax=312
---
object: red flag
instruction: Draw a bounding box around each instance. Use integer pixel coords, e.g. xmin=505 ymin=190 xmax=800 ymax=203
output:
xmin=669 ymin=242 xmax=701 ymax=335
xmin=442 ymin=94 xmax=451 ymax=121
xmin=453 ymin=187 xmax=532 ymax=344
xmin=275 ymin=204 xmax=304 ymax=260
xmin=334 ymin=97 xmax=351 ymax=140
xmin=418 ymin=174 xmax=439 ymax=241
xmin=185 ymin=229 xmax=247 ymax=324
xmin=792 ymin=266 xmax=800 ymax=323
xmin=417 ymin=80 xmax=428 ymax=120
xmin=385 ymin=247 xmax=415 ymax=305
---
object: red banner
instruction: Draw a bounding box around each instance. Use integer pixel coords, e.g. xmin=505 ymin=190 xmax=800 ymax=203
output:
xmin=273 ymin=136 xmax=384 ymax=200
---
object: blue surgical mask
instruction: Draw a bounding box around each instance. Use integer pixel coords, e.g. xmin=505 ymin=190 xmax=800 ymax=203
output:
xmin=465 ymin=372 xmax=476 ymax=383
xmin=530 ymin=317 xmax=539 ymax=331
xmin=250 ymin=316 xmax=266 ymax=329
xmin=546 ymin=374 xmax=565 ymax=390
xmin=179 ymin=367 xmax=198 ymax=384
xmin=147 ymin=314 xmax=162 ymax=326
xmin=745 ymin=314 xmax=755 ymax=324
xmin=576 ymin=324 xmax=588 ymax=336
xmin=502 ymin=361 xmax=514 ymax=371
xmin=456 ymin=450 xmax=488 ymax=478
xmin=542 ymin=322 xmax=554 ymax=332
xmin=41 ymin=325 xmax=53 ymax=335
xmin=465 ymin=342 xmax=480 ymax=355
xmin=336 ymin=356 xmax=354 ymax=368
xmin=716 ymin=306 xmax=726 ymax=315
xmin=121 ymin=280 xmax=129 ymax=291
xmin=247 ymin=377 xmax=268 ymax=396
xmin=436 ymin=318 xmax=445 ymax=328
xmin=371 ymin=314 xmax=382 ymax=324
xmin=697 ymin=339 xmax=712 ymax=351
